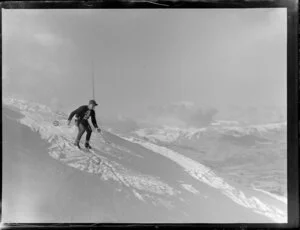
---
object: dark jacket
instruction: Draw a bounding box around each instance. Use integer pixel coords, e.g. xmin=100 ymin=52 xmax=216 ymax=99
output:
xmin=68 ymin=105 xmax=98 ymax=128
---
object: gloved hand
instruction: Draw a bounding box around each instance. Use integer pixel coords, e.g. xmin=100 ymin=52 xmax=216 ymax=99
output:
xmin=96 ymin=128 xmax=101 ymax=133
xmin=67 ymin=120 xmax=71 ymax=126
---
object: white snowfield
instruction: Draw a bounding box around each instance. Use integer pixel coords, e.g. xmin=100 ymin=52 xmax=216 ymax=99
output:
xmin=121 ymin=136 xmax=287 ymax=223
xmin=3 ymin=97 xmax=177 ymax=206
xmin=3 ymin=97 xmax=287 ymax=223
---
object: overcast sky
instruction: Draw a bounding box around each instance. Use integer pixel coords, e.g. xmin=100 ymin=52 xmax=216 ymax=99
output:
xmin=3 ymin=9 xmax=287 ymax=123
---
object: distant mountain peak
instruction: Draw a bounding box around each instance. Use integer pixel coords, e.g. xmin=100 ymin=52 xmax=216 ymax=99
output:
xmin=134 ymin=122 xmax=287 ymax=144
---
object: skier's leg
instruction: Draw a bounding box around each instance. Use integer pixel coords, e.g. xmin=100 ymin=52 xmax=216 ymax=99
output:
xmin=85 ymin=123 xmax=92 ymax=148
xmin=75 ymin=123 xmax=86 ymax=146
xmin=85 ymin=123 xmax=92 ymax=142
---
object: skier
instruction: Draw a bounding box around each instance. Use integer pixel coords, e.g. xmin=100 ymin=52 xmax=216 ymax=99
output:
xmin=67 ymin=99 xmax=101 ymax=149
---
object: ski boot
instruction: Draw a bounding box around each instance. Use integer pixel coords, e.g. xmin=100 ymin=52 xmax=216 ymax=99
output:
xmin=85 ymin=142 xmax=92 ymax=149
xmin=74 ymin=141 xmax=81 ymax=149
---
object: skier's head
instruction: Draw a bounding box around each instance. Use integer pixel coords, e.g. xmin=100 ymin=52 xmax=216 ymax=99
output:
xmin=88 ymin=99 xmax=98 ymax=110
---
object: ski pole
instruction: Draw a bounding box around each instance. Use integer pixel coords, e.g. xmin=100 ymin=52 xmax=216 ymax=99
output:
xmin=98 ymin=130 xmax=111 ymax=144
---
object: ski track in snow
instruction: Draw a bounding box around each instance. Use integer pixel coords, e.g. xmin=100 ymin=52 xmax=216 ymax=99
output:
xmin=121 ymin=136 xmax=287 ymax=223
xmin=3 ymin=98 xmax=178 ymax=207
xmin=181 ymin=184 xmax=199 ymax=195
xmin=3 ymin=97 xmax=287 ymax=222
xmin=251 ymin=185 xmax=287 ymax=205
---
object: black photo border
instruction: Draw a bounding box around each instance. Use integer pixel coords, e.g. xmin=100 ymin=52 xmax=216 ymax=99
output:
xmin=0 ymin=0 xmax=298 ymax=229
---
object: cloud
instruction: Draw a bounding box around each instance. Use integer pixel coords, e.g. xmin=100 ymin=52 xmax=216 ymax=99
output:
xmin=219 ymin=105 xmax=287 ymax=124
xmin=50 ymin=97 xmax=64 ymax=112
xmin=149 ymin=101 xmax=195 ymax=116
xmin=149 ymin=116 xmax=187 ymax=128
xmin=170 ymin=101 xmax=195 ymax=110
xmin=2 ymin=11 xmax=73 ymax=103
xmin=146 ymin=101 xmax=218 ymax=128
xmin=3 ymin=10 xmax=70 ymax=48
xmin=33 ymin=33 xmax=64 ymax=47
xmin=189 ymin=108 xmax=219 ymax=127
xmin=2 ymin=63 xmax=9 ymax=80
xmin=2 ymin=64 xmax=11 ymax=90
xmin=105 ymin=114 xmax=140 ymax=133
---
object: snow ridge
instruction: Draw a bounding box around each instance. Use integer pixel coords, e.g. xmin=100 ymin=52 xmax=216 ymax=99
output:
xmin=3 ymin=97 xmax=177 ymax=204
xmin=3 ymin=97 xmax=287 ymax=222
xmin=122 ymin=136 xmax=287 ymax=223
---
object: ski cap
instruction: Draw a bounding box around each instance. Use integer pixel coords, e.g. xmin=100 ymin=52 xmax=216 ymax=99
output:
xmin=89 ymin=99 xmax=98 ymax=106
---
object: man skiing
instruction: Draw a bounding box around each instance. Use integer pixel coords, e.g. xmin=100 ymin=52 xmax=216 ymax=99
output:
xmin=67 ymin=99 xmax=101 ymax=149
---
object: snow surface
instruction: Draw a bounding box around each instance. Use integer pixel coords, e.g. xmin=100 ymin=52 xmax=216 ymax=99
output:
xmin=121 ymin=136 xmax=287 ymax=223
xmin=181 ymin=184 xmax=199 ymax=195
xmin=3 ymin=97 xmax=177 ymax=203
xmin=251 ymin=185 xmax=287 ymax=204
xmin=3 ymin=96 xmax=287 ymax=223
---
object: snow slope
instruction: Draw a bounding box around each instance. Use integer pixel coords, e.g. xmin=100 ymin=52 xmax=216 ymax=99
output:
xmin=121 ymin=136 xmax=286 ymax=223
xmin=2 ymin=97 xmax=287 ymax=223
xmin=132 ymin=121 xmax=287 ymax=200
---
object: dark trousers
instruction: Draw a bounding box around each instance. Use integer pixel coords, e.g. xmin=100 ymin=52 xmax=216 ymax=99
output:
xmin=75 ymin=120 xmax=92 ymax=144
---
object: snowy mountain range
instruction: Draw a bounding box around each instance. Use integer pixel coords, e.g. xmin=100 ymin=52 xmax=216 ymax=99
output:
xmin=2 ymin=96 xmax=287 ymax=223
xmin=132 ymin=119 xmax=287 ymax=201
xmin=133 ymin=121 xmax=286 ymax=144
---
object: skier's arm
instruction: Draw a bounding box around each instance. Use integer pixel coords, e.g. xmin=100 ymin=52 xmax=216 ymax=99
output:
xmin=68 ymin=106 xmax=84 ymax=121
xmin=91 ymin=111 xmax=99 ymax=129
